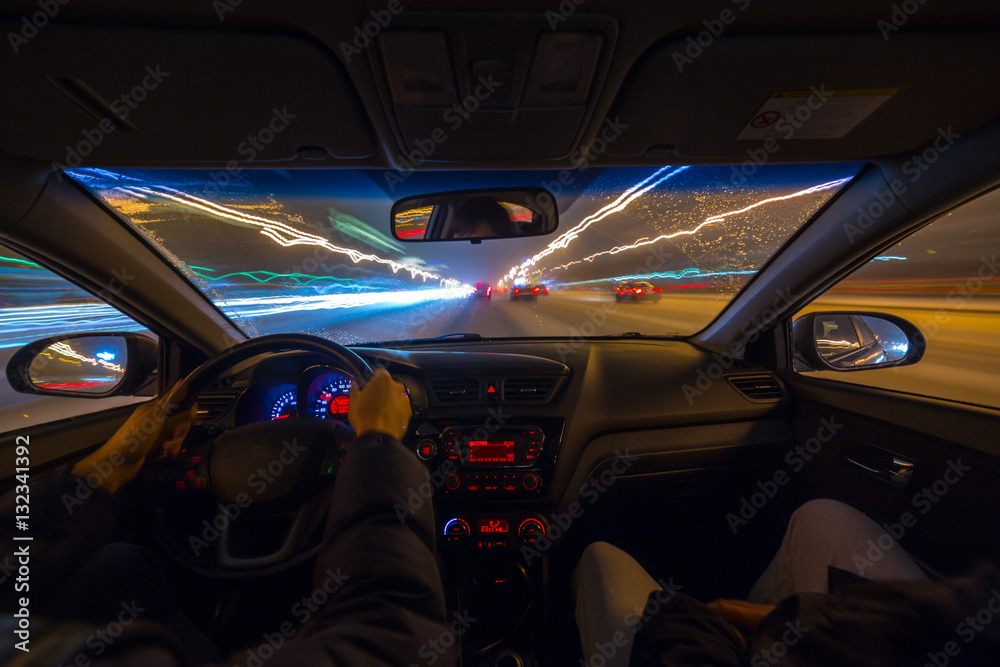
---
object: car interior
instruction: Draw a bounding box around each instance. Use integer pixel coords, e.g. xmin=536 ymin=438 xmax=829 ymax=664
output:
xmin=2 ymin=1 xmax=1000 ymax=665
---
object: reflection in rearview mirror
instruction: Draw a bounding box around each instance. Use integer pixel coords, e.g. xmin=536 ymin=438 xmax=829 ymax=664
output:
xmin=28 ymin=336 xmax=128 ymax=394
xmin=391 ymin=188 xmax=558 ymax=242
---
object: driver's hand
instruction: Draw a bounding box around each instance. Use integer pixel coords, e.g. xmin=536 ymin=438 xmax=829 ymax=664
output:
xmin=72 ymin=380 xmax=197 ymax=493
xmin=349 ymin=368 xmax=412 ymax=441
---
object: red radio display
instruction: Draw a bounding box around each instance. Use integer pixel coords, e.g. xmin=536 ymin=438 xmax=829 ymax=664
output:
xmin=479 ymin=518 xmax=509 ymax=534
xmin=468 ymin=440 xmax=516 ymax=463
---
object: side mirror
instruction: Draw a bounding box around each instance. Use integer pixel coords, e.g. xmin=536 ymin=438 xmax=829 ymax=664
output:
xmin=391 ymin=188 xmax=558 ymax=243
xmin=6 ymin=333 xmax=158 ymax=397
xmin=792 ymin=312 xmax=925 ymax=372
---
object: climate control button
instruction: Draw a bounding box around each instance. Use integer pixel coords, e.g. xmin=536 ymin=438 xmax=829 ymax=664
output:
xmin=518 ymin=518 xmax=545 ymax=544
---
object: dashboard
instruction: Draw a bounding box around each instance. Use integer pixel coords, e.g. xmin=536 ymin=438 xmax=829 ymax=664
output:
xmin=186 ymin=342 xmax=792 ymax=664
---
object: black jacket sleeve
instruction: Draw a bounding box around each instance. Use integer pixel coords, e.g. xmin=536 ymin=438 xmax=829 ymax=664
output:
xmin=1 ymin=432 xmax=453 ymax=667
xmin=256 ymin=431 xmax=454 ymax=666
xmin=0 ymin=463 xmax=123 ymax=612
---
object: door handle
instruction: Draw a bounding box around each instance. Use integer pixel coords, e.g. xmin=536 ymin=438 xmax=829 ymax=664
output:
xmin=846 ymin=447 xmax=915 ymax=491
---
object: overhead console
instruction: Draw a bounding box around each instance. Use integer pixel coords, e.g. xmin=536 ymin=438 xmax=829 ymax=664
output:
xmin=369 ymin=11 xmax=618 ymax=161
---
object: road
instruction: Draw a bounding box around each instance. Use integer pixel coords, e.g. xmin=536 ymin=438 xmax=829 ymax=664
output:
xmin=2 ymin=291 xmax=998 ymax=432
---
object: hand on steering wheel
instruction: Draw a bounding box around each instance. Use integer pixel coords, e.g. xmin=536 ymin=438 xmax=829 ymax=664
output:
xmin=349 ymin=368 xmax=411 ymax=441
xmin=73 ymin=380 xmax=197 ymax=493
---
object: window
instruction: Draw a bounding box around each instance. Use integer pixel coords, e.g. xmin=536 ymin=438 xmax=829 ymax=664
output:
xmin=795 ymin=187 xmax=1000 ymax=408
xmin=0 ymin=245 xmax=154 ymax=432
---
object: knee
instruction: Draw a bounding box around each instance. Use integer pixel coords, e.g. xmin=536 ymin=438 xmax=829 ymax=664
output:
xmin=788 ymin=498 xmax=859 ymax=531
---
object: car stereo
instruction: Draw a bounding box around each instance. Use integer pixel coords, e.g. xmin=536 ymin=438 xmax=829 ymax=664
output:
xmin=441 ymin=426 xmax=543 ymax=467
xmin=415 ymin=425 xmax=550 ymax=495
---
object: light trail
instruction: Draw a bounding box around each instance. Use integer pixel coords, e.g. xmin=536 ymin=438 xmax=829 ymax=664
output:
xmin=217 ymin=286 xmax=474 ymax=318
xmin=0 ymin=304 xmax=145 ymax=349
xmin=551 ymin=178 xmax=851 ymax=272
xmin=189 ymin=266 xmax=362 ymax=288
xmin=558 ymin=268 xmax=757 ymax=289
xmin=501 ymin=166 xmax=691 ymax=283
xmin=118 ymin=185 xmax=462 ymax=287
xmin=48 ymin=341 xmax=124 ymax=373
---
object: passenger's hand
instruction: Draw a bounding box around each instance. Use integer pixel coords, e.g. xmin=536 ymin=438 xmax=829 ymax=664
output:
xmin=348 ymin=368 xmax=412 ymax=441
xmin=72 ymin=380 xmax=197 ymax=493
xmin=705 ymin=598 xmax=776 ymax=634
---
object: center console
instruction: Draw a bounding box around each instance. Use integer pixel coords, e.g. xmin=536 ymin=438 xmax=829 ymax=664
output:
xmin=410 ymin=417 xmax=564 ymax=666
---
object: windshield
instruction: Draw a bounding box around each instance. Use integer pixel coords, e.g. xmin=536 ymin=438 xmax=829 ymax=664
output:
xmin=69 ymin=165 xmax=860 ymax=344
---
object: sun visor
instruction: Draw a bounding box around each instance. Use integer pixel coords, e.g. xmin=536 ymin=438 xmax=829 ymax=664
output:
xmin=0 ymin=25 xmax=377 ymax=165
xmin=606 ymin=32 xmax=1000 ymax=161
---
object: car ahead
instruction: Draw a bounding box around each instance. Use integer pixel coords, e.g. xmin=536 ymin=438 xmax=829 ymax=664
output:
xmin=2 ymin=3 xmax=1000 ymax=666
xmin=510 ymin=285 xmax=542 ymax=301
xmin=474 ymin=281 xmax=492 ymax=298
xmin=615 ymin=280 xmax=663 ymax=303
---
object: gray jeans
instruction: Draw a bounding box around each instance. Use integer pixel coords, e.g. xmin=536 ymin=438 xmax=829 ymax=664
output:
xmin=572 ymin=499 xmax=929 ymax=667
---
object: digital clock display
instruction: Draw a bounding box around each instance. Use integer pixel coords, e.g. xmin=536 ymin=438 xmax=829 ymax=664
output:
xmin=479 ymin=518 xmax=509 ymax=534
xmin=468 ymin=440 xmax=516 ymax=463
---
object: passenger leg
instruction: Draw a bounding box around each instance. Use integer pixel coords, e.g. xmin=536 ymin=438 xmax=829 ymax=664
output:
xmin=747 ymin=498 xmax=928 ymax=605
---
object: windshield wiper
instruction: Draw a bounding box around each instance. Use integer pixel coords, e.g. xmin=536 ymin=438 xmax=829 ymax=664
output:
xmin=429 ymin=333 xmax=483 ymax=341
xmin=361 ymin=332 xmax=486 ymax=347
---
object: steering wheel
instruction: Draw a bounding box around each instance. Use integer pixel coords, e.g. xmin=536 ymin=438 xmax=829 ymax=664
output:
xmin=146 ymin=334 xmax=375 ymax=577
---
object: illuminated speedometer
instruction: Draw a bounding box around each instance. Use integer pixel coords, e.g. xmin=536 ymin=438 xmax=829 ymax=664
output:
xmin=269 ymin=389 xmax=297 ymax=420
xmin=311 ymin=376 xmax=352 ymax=421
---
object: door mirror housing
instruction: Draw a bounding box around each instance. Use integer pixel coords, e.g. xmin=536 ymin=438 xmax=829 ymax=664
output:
xmin=6 ymin=333 xmax=158 ymax=397
xmin=792 ymin=312 xmax=925 ymax=371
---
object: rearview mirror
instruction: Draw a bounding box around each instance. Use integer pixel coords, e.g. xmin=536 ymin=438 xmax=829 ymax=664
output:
xmin=6 ymin=333 xmax=158 ymax=397
xmin=792 ymin=312 xmax=925 ymax=372
xmin=391 ymin=188 xmax=558 ymax=243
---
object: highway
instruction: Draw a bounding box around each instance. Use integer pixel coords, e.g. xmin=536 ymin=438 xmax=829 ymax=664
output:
xmin=1 ymin=291 xmax=998 ymax=432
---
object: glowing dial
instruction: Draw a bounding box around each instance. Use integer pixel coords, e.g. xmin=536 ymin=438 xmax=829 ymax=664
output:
xmin=312 ymin=376 xmax=352 ymax=421
xmin=269 ymin=389 xmax=297 ymax=420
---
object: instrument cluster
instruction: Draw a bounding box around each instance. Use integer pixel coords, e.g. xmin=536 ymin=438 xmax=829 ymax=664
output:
xmin=235 ymin=366 xmax=355 ymax=425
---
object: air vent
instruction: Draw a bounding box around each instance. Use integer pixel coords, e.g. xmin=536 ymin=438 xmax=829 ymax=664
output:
xmin=430 ymin=377 xmax=480 ymax=403
xmin=195 ymin=390 xmax=240 ymax=420
xmin=503 ymin=376 xmax=559 ymax=403
xmin=726 ymin=374 xmax=785 ymax=402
